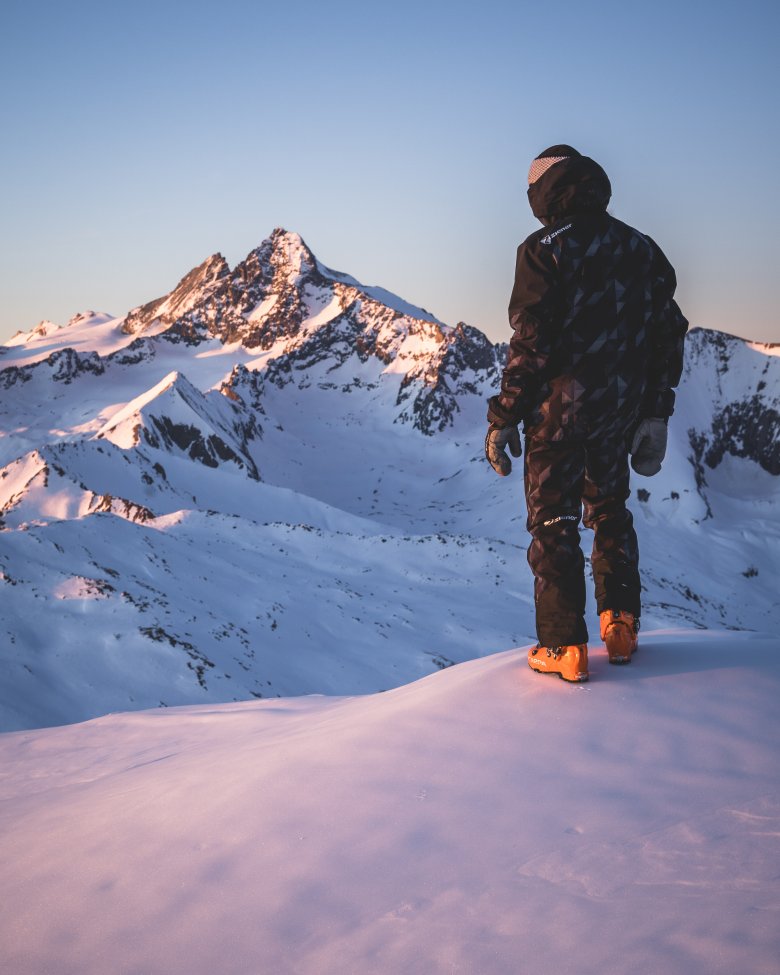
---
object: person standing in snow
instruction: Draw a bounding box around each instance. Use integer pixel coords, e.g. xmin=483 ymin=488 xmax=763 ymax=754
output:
xmin=485 ymin=145 xmax=687 ymax=682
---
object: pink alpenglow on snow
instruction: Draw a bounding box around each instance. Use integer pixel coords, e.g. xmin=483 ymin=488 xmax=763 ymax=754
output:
xmin=0 ymin=630 xmax=778 ymax=975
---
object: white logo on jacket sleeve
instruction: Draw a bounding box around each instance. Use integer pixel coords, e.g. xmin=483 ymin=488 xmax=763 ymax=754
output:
xmin=542 ymin=513 xmax=579 ymax=527
xmin=541 ymin=223 xmax=573 ymax=245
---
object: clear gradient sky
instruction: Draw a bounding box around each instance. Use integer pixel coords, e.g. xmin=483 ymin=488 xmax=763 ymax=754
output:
xmin=1 ymin=0 xmax=778 ymax=345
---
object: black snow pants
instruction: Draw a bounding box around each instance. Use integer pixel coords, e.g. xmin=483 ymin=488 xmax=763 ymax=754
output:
xmin=524 ymin=432 xmax=641 ymax=647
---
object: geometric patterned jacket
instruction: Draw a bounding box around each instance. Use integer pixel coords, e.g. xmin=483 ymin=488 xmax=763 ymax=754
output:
xmin=487 ymin=154 xmax=688 ymax=441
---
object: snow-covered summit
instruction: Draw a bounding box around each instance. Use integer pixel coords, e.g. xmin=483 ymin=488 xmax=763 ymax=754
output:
xmin=4 ymin=310 xmax=114 ymax=350
xmin=0 ymin=233 xmax=778 ymax=733
xmin=1 ymin=234 xmax=778 ymax=975
xmin=95 ymin=368 xmax=261 ymax=478
xmin=118 ymin=228 xmax=446 ymax=346
xmin=66 ymin=310 xmax=113 ymax=329
xmin=23 ymin=319 xmax=60 ymax=341
xmin=1 ymin=229 xmax=503 ymax=435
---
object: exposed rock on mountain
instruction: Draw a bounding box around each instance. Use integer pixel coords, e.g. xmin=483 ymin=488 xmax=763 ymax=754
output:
xmin=683 ymin=328 xmax=780 ymax=476
xmin=0 ymin=346 xmax=106 ymax=388
xmin=111 ymin=228 xmax=504 ymax=434
xmin=96 ymin=371 xmax=261 ymax=479
xmin=123 ymin=254 xmax=231 ymax=338
xmin=0 ymin=229 xmax=778 ymax=732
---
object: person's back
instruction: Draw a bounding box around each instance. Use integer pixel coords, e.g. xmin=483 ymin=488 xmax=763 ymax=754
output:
xmin=485 ymin=145 xmax=687 ymax=681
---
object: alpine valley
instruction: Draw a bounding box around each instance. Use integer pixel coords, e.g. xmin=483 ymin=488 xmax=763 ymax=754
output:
xmin=1 ymin=229 xmax=778 ymax=732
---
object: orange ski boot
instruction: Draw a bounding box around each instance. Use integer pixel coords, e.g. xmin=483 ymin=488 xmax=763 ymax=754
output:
xmin=599 ymin=610 xmax=638 ymax=664
xmin=528 ymin=644 xmax=589 ymax=682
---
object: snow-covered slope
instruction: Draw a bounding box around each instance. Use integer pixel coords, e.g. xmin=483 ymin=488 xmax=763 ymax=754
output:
xmin=1 ymin=631 xmax=778 ymax=975
xmin=1 ymin=229 xmax=779 ymax=731
xmin=95 ymin=369 xmax=261 ymax=477
xmin=0 ymin=230 xmax=501 ymax=439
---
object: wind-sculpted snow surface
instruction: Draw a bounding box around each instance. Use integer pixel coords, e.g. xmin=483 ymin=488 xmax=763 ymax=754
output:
xmin=0 ymin=633 xmax=778 ymax=975
xmin=0 ymin=229 xmax=779 ymax=731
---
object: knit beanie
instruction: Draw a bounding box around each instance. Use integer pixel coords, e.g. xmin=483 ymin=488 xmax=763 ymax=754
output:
xmin=528 ymin=144 xmax=581 ymax=185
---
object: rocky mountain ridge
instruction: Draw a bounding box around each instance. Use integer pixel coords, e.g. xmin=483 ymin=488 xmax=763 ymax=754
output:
xmin=109 ymin=228 xmax=503 ymax=435
xmin=681 ymin=328 xmax=780 ymax=478
xmin=0 ymin=229 xmax=778 ymax=731
xmin=4 ymin=228 xmax=778 ymax=477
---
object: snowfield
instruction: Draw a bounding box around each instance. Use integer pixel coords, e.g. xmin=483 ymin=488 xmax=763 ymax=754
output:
xmin=1 ymin=228 xmax=779 ymax=972
xmin=1 ymin=229 xmax=778 ymax=727
xmin=0 ymin=630 xmax=778 ymax=975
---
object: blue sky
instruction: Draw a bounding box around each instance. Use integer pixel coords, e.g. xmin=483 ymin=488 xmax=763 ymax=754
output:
xmin=1 ymin=0 xmax=778 ymax=344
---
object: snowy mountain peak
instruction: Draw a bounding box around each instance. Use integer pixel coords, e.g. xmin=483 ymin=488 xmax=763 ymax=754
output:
xmin=93 ymin=368 xmax=261 ymax=480
xmin=66 ymin=310 xmax=113 ymax=330
xmin=0 ymin=228 xmax=504 ymax=436
xmin=96 ymin=369 xmax=189 ymax=445
xmin=4 ymin=313 xmax=113 ymax=348
xmin=0 ymin=230 xmax=779 ymax=742
xmin=32 ymin=319 xmax=60 ymax=338
xmin=123 ymin=253 xmax=230 ymax=336
xmin=113 ymin=229 xmax=452 ymax=356
xmin=266 ymin=226 xmax=316 ymax=276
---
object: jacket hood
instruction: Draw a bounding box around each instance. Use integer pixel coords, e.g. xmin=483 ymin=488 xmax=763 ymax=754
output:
xmin=527 ymin=151 xmax=612 ymax=222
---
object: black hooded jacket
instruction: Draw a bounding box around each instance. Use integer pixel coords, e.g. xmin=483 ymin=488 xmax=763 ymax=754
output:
xmin=488 ymin=151 xmax=688 ymax=441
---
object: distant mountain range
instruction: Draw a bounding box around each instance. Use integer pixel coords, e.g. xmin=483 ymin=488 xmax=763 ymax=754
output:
xmin=1 ymin=229 xmax=778 ymax=731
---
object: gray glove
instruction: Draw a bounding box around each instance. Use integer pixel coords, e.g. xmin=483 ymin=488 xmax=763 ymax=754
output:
xmin=485 ymin=423 xmax=521 ymax=476
xmin=630 ymin=417 xmax=668 ymax=476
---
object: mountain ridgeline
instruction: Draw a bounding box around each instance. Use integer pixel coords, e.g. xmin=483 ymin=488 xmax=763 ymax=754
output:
xmin=119 ymin=228 xmax=505 ymax=436
xmin=0 ymin=228 xmax=778 ymax=732
xmin=3 ymin=228 xmax=778 ymax=468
